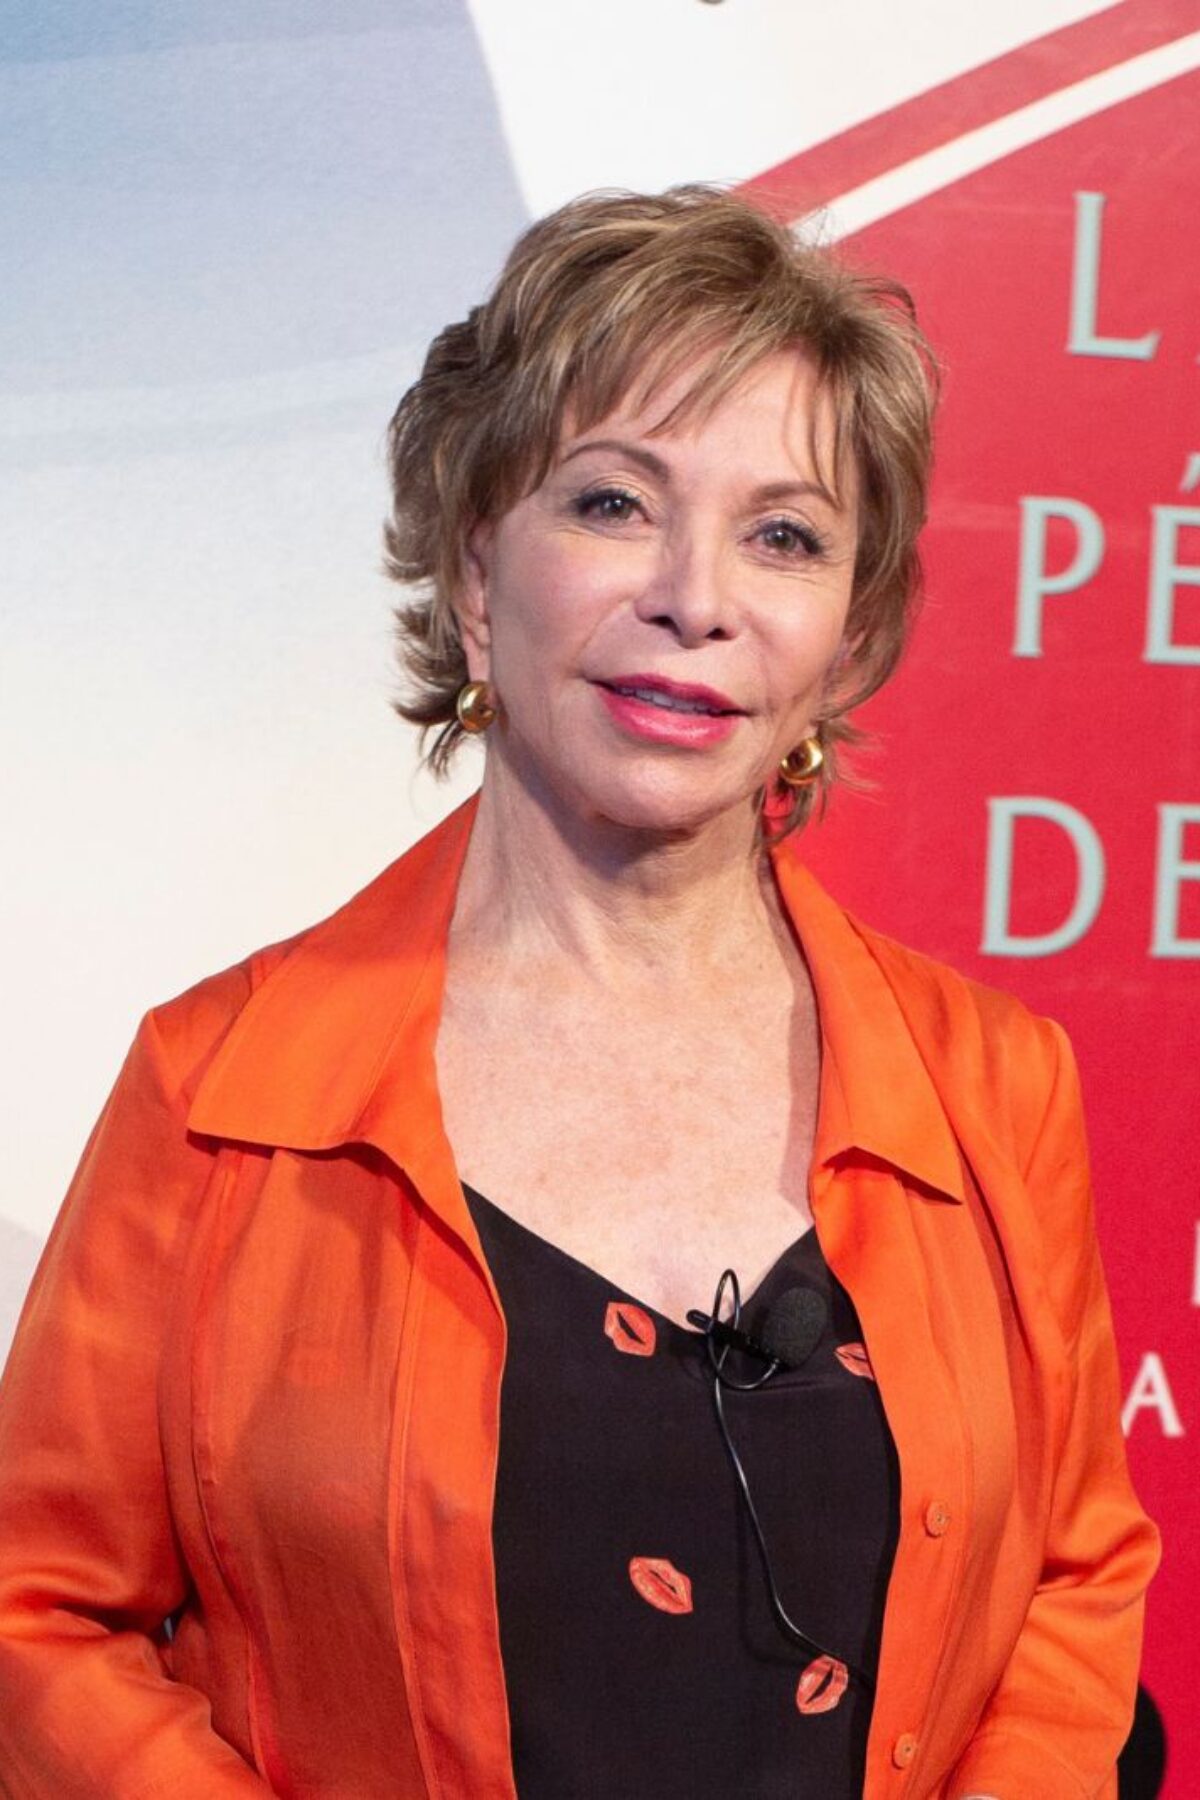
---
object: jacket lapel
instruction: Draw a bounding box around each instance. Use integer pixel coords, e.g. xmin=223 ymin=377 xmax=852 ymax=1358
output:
xmin=859 ymin=926 xmax=1070 ymax=1427
xmin=187 ymin=792 xmax=517 ymax=1798
xmin=186 ymin=792 xmax=486 ymax=1254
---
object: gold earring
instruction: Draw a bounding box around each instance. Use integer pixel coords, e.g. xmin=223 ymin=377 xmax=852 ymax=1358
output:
xmin=455 ymin=680 xmax=497 ymax=735
xmin=778 ymin=736 xmax=824 ymax=787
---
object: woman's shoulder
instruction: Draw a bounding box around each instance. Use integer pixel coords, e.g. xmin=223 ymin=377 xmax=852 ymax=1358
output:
xmin=139 ymin=805 xmax=477 ymax=1107
xmin=855 ymin=910 xmax=1061 ymax=1041
xmin=847 ymin=910 xmax=1078 ymax=1153
xmin=779 ymin=849 xmax=1069 ymax=1116
xmin=141 ymin=927 xmax=311 ymax=1108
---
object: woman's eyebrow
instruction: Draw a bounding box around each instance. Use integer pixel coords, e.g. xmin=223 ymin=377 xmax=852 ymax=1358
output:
xmin=752 ymin=477 xmax=842 ymax=511
xmin=559 ymin=438 xmax=670 ymax=479
xmin=560 ymin=439 xmax=840 ymax=511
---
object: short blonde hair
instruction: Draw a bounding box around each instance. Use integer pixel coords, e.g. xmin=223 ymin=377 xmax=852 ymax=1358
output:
xmin=383 ymin=184 xmax=939 ymax=834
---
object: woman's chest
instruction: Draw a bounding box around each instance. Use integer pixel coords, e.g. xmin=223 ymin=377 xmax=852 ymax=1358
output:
xmin=434 ymin=991 xmax=820 ymax=1330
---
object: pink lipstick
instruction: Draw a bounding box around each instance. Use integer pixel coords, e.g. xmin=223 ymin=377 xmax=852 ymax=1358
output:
xmin=594 ymin=673 xmax=743 ymax=747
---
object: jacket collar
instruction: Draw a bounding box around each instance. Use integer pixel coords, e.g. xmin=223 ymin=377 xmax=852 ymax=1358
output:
xmin=187 ymin=793 xmax=963 ymax=1205
xmin=187 ymin=796 xmax=475 ymax=1175
xmin=771 ymin=851 xmax=964 ymax=1203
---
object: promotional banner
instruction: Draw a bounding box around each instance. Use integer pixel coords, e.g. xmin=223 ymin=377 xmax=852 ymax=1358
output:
xmin=742 ymin=6 xmax=1197 ymax=1789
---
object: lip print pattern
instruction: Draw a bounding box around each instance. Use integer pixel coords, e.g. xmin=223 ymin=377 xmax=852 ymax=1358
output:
xmin=604 ymin=1300 xmax=657 ymax=1356
xmin=795 ymin=1654 xmax=849 ymax=1714
xmin=835 ymin=1341 xmax=875 ymax=1380
xmin=628 ymin=1556 xmax=694 ymax=1614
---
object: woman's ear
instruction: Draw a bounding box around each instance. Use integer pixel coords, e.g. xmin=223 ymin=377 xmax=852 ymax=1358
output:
xmin=822 ymin=628 xmax=864 ymax=710
xmin=455 ymin=521 xmax=494 ymax=681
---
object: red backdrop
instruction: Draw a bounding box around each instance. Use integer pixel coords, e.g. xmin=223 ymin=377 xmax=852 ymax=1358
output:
xmin=743 ymin=5 xmax=1198 ymax=1792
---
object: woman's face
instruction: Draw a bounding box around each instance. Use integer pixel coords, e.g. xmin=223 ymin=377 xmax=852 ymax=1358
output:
xmin=457 ymin=347 xmax=859 ymax=839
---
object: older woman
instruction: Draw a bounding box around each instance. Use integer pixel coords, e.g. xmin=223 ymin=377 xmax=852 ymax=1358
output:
xmin=0 ymin=188 xmax=1158 ymax=1799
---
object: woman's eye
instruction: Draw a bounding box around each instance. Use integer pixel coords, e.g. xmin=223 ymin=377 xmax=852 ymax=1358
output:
xmin=757 ymin=519 xmax=826 ymax=558
xmin=575 ymin=487 xmax=642 ymax=523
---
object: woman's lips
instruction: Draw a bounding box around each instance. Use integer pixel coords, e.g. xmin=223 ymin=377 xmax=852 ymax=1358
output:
xmin=595 ymin=679 xmax=741 ymax=747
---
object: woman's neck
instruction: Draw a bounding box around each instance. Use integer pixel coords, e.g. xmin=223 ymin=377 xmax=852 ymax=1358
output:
xmin=449 ymin=759 xmax=789 ymax=994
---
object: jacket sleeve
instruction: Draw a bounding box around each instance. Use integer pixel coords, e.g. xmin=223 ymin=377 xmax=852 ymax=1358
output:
xmin=949 ymin=1018 xmax=1161 ymax=1800
xmin=0 ymin=1011 xmax=271 ymax=1797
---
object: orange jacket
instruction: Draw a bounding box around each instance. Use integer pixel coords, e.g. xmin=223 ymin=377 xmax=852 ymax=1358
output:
xmin=0 ymin=796 xmax=1159 ymax=1799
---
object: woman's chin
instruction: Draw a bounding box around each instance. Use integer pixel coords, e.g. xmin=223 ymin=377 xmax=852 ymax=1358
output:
xmin=557 ymin=764 xmax=761 ymax=843
xmin=486 ymin=732 xmax=767 ymax=843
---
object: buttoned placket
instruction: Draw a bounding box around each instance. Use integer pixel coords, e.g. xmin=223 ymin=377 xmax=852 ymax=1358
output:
xmin=389 ymin=1129 xmax=517 ymax=1800
xmin=809 ymin=1154 xmax=971 ymax=1796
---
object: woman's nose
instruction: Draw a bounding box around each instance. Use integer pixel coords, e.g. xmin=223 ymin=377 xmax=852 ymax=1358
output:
xmin=633 ymin=529 xmax=737 ymax=645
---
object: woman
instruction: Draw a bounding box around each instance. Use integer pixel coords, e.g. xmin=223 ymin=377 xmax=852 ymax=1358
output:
xmin=0 ymin=188 xmax=1158 ymax=1798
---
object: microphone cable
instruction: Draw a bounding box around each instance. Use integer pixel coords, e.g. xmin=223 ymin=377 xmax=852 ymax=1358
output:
xmin=693 ymin=1266 xmax=876 ymax=1694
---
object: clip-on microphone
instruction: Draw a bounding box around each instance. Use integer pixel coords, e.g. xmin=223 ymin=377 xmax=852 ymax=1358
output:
xmin=686 ymin=1283 xmax=828 ymax=1387
xmin=689 ymin=1266 xmax=874 ymax=1691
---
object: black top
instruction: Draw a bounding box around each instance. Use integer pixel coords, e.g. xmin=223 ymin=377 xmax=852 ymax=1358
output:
xmin=463 ymin=1182 xmax=900 ymax=1800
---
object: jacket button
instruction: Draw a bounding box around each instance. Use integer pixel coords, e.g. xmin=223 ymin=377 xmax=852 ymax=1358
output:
xmin=924 ymin=1499 xmax=951 ymax=1537
xmin=892 ymin=1733 xmax=918 ymax=1769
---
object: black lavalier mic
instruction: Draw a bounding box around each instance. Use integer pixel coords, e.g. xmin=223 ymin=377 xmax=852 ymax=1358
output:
xmin=686 ymin=1284 xmax=827 ymax=1371
xmin=692 ymin=1266 xmax=873 ymax=1693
